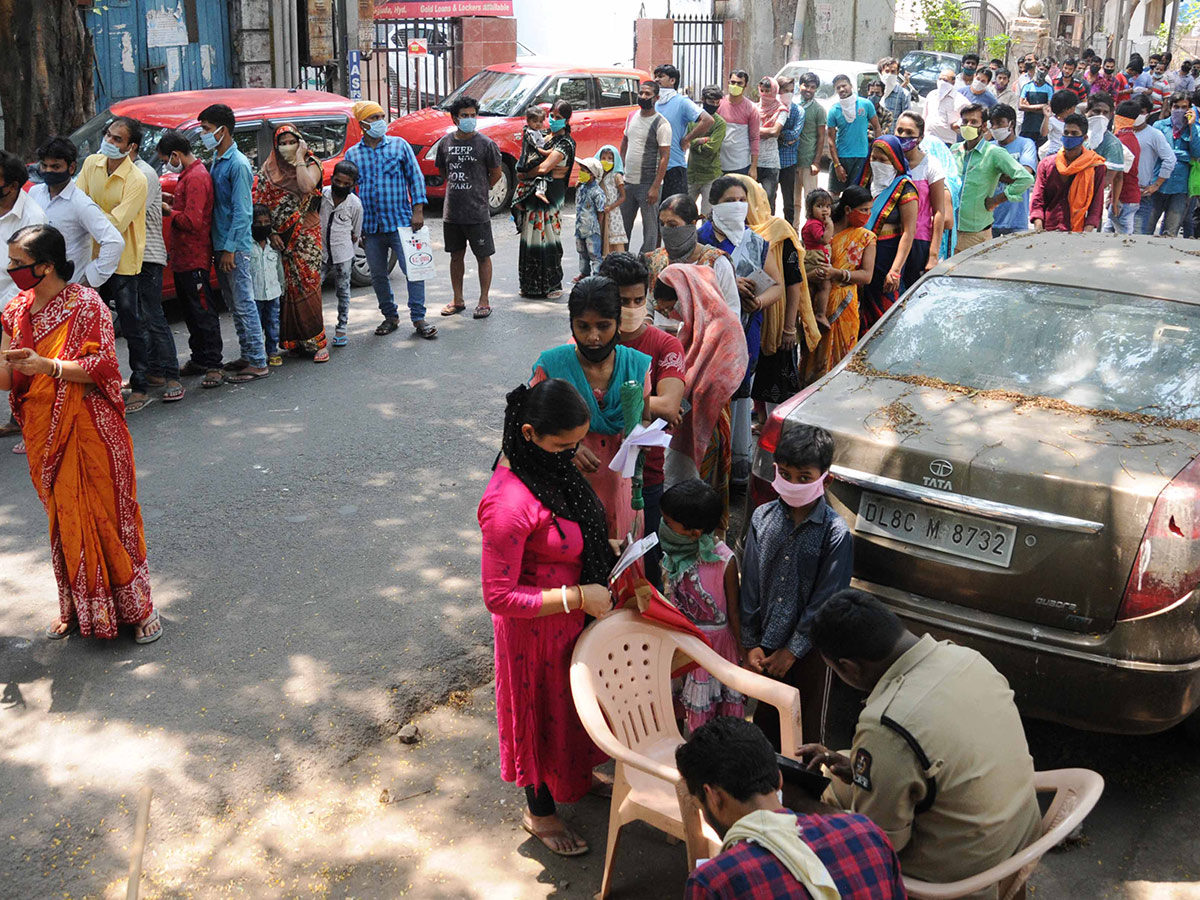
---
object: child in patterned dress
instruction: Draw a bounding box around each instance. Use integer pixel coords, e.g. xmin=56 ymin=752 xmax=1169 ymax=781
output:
xmin=658 ymin=479 xmax=745 ymax=733
xmin=573 ymin=157 xmax=608 ymax=282
xmin=597 ymin=145 xmax=627 ymax=254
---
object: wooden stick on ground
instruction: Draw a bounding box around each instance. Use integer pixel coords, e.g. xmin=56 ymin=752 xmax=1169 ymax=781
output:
xmin=125 ymin=786 xmax=153 ymax=900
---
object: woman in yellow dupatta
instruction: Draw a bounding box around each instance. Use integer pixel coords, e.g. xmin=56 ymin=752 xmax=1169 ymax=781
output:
xmin=728 ymin=174 xmax=821 ymax=406
xmin=1 ymin=225 xmax=160 ymax=643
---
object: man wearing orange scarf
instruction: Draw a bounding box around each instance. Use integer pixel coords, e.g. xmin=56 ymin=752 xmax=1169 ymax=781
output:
xmin=1030 ymin=113 xmax=1107 ymax=232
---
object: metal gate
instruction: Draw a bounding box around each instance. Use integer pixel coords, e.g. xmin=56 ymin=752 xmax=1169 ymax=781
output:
xmin=672 ymin=15 xmax=725 ymax=98
xmin=360 ymin=17 xmax=459 ymax=115
xmin=961 ymin=2 xmax=1010 ymax=59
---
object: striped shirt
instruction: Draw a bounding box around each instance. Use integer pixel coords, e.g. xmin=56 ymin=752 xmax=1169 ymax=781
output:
xmin=344 ymin=135 xmax=428 ymax=233
xmin=623 ymin=111 xmax=671 ymax=185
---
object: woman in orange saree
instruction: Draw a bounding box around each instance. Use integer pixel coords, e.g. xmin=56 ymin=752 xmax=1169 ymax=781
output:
xmin=1 ymin=225 xmax=160 ymax=643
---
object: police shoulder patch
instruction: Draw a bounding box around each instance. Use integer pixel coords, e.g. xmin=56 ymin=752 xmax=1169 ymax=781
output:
xmin=852 ymin=748 xmax=873 ymax=791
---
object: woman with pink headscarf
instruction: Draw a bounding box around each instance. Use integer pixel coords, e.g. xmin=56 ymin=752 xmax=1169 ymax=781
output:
xmin=653 ymin=264 xmax=749 ymax=532
xmin=756 ymin=76 xmax=788 ymax=214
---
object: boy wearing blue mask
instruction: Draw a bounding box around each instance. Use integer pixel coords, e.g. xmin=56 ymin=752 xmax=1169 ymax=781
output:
xmin=436 ymin=95 xmax=503 ymax=319
xmin=740 ymin=423 xmax=853 ymax=750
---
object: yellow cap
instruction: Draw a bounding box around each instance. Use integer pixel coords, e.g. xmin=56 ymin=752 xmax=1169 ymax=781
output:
xmin=353 ymin=101 xmax=385 ymax=122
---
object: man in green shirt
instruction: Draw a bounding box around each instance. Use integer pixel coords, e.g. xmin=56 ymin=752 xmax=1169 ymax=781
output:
xmin=687 ymin=85 xmax=727 ymax=215
xmin=952 ymin=103 xmax=1035 ymax=251
xmin=792 ymin=72 xmax=827 ymax=230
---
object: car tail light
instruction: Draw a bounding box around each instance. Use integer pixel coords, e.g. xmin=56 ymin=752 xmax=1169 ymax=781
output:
xmin=1117 ymin=454 xmax=1200 ymax=621
xmin=757 ymin=383 xmax=822 ymax=455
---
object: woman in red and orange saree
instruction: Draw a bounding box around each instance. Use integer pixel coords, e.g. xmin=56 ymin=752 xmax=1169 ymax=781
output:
xmin=1 ymin=225 xmax=160 ymax=643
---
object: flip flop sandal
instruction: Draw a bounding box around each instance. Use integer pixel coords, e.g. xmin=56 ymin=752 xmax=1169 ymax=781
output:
xmin=46 ymin=620 xmax=79 ymax=640
xmin=375 ymin=318 xmax=401 ymax=336
xmin=441 ymin=303 xmax=466 ymax=316
xmin=225 ymin=370 xmax=270 ymax=384
xmin=547 ymin=290 xmax=564 ymax=299
xmin=134 ymin=610 xmax=163 ymax=644
xmin=12 ymin=441 xmax=26 ymax=455
xmin=473 ymin=306 xmax=492 ymax=319
xmin=125 ymin=396 xmax=153 ymax=414
xmin=413 ymin=321 xmax=438 ymax=339
xmin=162 ymin=383 xmax=185 ymax=402
xmin=520 ymin=820 xmax=589 ymax=857
xmin=332 ymin=333 xmax=348 ymax=347
xmin=202 ymin=370 xmax=224 ymax=389
xmin=313 ymin=348 xmax=331 ymax=363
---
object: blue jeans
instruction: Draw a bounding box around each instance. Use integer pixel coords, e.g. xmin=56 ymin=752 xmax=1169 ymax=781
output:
xmin=1137 ymin=191 xmax=1187 ymax=236
xmin=138 ymin=262 xmax=179 ymax=380
xmin=216 ymin=251 xmax=266 ymax=367
xmin=363 ymin=230 xmax=427 ymax=322
xmin=256 ymin=297 xmax=280 ymax=356
xmin=100 ymin=273 xmax=149 ymax=393
xmin=576 ymin=232 xmax=602 ymax=277
xmin=324 ymin=259 xmax=353 ymax=330
xmin=1184 ymin=195 xmax=1198 ymax=239
xmin=1103 ymin=201 xmax=1140 ymax=234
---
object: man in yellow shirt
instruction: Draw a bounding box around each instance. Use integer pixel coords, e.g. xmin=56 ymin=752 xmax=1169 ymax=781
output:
xmin=76 ymin=117 xmax=152 ymax=411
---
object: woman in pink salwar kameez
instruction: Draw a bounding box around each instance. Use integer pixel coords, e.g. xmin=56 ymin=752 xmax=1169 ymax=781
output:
xmin=478 ymin=379 xmax=616 ymax=857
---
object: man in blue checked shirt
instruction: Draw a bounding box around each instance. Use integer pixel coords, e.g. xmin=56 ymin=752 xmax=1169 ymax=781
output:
xmin=345 ymin=101 xmax=437 ymax=339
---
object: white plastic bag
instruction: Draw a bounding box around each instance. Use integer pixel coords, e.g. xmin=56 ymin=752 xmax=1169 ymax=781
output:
xmin=398 ymin=226 xmax=436 ymax=282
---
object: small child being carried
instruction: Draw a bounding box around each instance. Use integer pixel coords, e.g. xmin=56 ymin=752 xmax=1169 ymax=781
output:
xmin=658 ymin=479 xmax=745 ymax=734
xmin=516 ymin=106 xmax=553 ymax=204
xmin=800 ymin=188 xmax=834 ymax=331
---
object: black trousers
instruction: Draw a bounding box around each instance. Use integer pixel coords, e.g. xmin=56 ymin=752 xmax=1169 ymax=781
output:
xmin=779 ymin=164 xmax=799 ymax=227
xmin=173 ymin=268 xmax=224 ymax=369
xmin=752 ymin=649 xmax=832 ymax=751
xmin=663 ymin=166 xmax=689 ymax=199
xmin=525 ymin=783 xmax=556 ymax=816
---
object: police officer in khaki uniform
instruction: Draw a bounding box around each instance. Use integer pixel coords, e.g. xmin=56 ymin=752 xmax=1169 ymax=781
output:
xmin=798 ymin=589 xmax=1042 ymax=900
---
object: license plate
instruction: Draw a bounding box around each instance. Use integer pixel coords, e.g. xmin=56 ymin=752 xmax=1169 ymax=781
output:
xmin=855 ymin=492 xmax=1018 ymax=568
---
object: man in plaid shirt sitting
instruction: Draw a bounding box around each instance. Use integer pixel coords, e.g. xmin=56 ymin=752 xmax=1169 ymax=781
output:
xmin=676 ymin=717 xmax=906 ymax=899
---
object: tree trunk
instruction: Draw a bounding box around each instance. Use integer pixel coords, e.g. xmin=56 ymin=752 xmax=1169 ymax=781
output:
xmin=0 ymin=0 xmax=95 ymax=158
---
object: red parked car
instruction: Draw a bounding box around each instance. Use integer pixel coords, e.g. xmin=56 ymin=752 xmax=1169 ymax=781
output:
xmin=66 ymin=88 xmax=383 ymax=293
xmin=388 ymin=60 xmax=652 ymax=214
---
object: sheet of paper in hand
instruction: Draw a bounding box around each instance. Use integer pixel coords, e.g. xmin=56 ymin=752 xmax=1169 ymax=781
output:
xmin=609 ymin=532 xmax=659 ymax=584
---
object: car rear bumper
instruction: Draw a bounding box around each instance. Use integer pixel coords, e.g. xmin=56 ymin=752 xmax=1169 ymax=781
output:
xmin=859 ymin=578 xmax=1200 ymax=734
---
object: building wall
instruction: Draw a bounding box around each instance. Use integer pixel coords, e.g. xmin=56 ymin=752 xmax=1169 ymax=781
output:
xmin=228 ymin=0 xmax=275 ymax=88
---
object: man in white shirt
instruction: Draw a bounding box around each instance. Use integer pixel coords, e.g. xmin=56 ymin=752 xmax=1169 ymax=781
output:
xmin=923 ymin=69 xmax=970 ymax=144
xmin=28 ymin=137 xmax=124 ymax=294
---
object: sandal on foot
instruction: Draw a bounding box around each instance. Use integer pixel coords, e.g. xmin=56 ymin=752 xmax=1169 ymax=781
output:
xmin=46 ymin=620 xmax=79 ymax=640
xmin=375 ymin=318 xmax=400 ymax=336
xmin=222 ymin=357 xmax=251 ymax=373
xmin=313 ymin=348 xmax=330 ymax=363
xmin=180 ymin=360 xmax=207 ymax=376
xmin=440 ymin=302 xmax=466 ymax=316
xmin=225 ymin=369 xmax=270 ymax=384
xmin=125 ymin=394 xmax=153 ymax=414
xmin=546 ymin=290 xmax=564 ymax=299
xmin=413 ymin=321 xmax=438 ymax=339
xmin=473 ymin=306 xmax=492 ymax=319
xmin=135 ymin=610 xmax=163 ymax=644
xmin=13 ymin=440 xmax=26 ymax=455
xmin=521 ymin=819 xmax=589 ymax=857
xmin=162 ymin=382 xmax=185 ymax=403
xmin=331 ymin=332 xmax=348 ymax=347
xmin=268 ymin=355 xmax=284 ymax=367
xmin=202 ymin=370 xmax=224 ymax=389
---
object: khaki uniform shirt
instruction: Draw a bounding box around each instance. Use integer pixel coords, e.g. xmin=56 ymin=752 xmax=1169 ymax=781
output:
xmin=76 ymin=154 xmax=147 ymax=276
xmin=827 ymin=635 xmax=1041 ymax=899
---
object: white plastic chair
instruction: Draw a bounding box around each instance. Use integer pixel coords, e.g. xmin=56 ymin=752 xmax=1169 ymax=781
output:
xmin=903 ymin=768 xmax=1105 ymax=900
xmin=570 ymin=608 xmax=804 ymax=899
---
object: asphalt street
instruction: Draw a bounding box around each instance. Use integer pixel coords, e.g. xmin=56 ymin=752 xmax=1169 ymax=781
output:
xmin=0 ymin=206 xmax=1197 ymax=899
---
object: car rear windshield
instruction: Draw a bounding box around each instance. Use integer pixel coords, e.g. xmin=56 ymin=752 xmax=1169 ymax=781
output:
xmin=439 ymin=70 xmax=546 ymax=116
xmin=861 ymin=276 xmax=1200 ymax=422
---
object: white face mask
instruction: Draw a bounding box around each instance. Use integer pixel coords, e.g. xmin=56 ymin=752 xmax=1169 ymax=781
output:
xmin=870 ymin=160 xmax=896 ymax=196
xmin=883 ymin=72 xmax=898 ymax=90
xmin=991 ymin=126 xmax=1012 ymax=142
xmin=164 ymin=154 xmax=184 ymax=175
xmin=1134 ymin=113 xmax=1148 ymax=127
xmin=972 ymin=79 xmax=987 ymax=93
xmin=1086 ymin=114 xmax=1109 ymax=149
xmin=839 ymin=95 xmax=858 ymax=123
xmin=937 ymin=80 xmax=954 ymax=98
xmin=710 ymin=200 xmax=749 ymax=242
xmin=772 ymin=467 xmax=827 ymax=507
xmin=658 ymin=87 xmax=676 ymax=101
xmin=621 ymin=303 xmax=647 ymax=332
xmin=779 ymin=92 xmax=794 ymax=107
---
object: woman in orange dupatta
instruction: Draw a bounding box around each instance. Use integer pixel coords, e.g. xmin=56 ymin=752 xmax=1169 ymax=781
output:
xmin=254 ymin=124 xmax=329 ymax=361
xmin=1 ymin=226 xmax=160 ymax=643
xmin=653 ymin=264 xmax=748 ymax=532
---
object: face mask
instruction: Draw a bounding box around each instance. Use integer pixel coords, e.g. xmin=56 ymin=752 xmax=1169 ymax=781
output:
xmin=99 ymin=138 xmax=126 ymax=159
xmin=847 ymin=208 xmax=871 ymax=228
xmin=838 ymin=95 xmax=858 ymax=123
xmin=661 ymin=223 xmax=698 ymax=261
xmin=638 ymin=97 xmax=655 ymax=111
xmin=898 ymin=136 xmax=919 ymax=152
xmin=991 ymin=126 xmax=1012 ymax=142
xmin=959 ymin=124 xmax=980 ymax=142
xmin=163 ymin=155 xmax=184 ymax=175
xmin=548 ymin=117 xmax=567 ymax=133
xmin=620 ymin=303 xmax=647 ymax=332
xmin=703 ymin=103 xmax=720 ymax=116
xmin=937 ymin=80 xmax=954 ymax=98
xmin=252 ymin=224 xmax=272 ymax=241
xmin=710 ymin=200 xmax=748 ymax=241
xmin=1105 ymin=67 xmax=1115 ymax=76
xmin=1061 ymin=134 xmax=1086 ymax=150
xmin=658 ymin=87 xmax=676 ymax=101
xmin=1171 ymin=109 xmax=1188 ymax=131
xmin=963 ymin=66 xmax=977 ymax=76
xmin=278 ymin=143 xmax=299 ymax=163
xmin=772 ymin=467 xmax=827 ymax=508
xmin=457 ymin=117 xmax=477 ymax=133
xmin=1133 ymin=113 xmax=1148 ymax=127
xmin=578 ymin=170 xmax=592 ymax=183
xmin=780 ymin=92 xmax=794 ymax=106
xmin=365 ymin=119 xmax=388 ymax=140
xmin=1035 ymin=71 xmax=1047 ymax=83
xmin=972 ymin=79 xmax=987 ymax=93
xmin=525 ymin=436 xmax=579 ymax=472
xmin=1090 ymin=65 xmax=1101 ymax=75
xmin=1086 ymin=115 xmax=1109 ymax=148
xmin=1114 ymin=115 xmax=1136 ymax=132
xmin=577 ymin=332 xmax=618 ymax=363
xmin=883 ymin=72 xmax=897 ymax=90
xmin=601 ymin=159 xmax=614 ymax=171
xmin=728 ymin=83 xmax=744 ymax=97
xmin=331 ymin=184 xmax=351 ymax=199
xmin=39 ymin=168 xmax=72 ymax=186
xmin=200 ymin=127 xmax=222 ymax=150
xmin=7 ymin=263 xmax=46 ymax=292
xmin=870 ymin=160 xmax=896 ymax=196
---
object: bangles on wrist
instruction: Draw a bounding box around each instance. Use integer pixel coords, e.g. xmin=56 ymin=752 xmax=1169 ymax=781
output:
xmin=50 ymin=359 xmax=63 ymax=379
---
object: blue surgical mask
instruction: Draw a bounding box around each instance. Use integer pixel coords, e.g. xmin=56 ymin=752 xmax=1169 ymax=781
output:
xmin=1061 ymin=134 xmax=1086 ymax=149
xmin=99 ymin=138 xmax=126 ymax=159
xmin=548 ymin=117 xmax=566 ymax=133
xmin=200 ymin=127 xmax=221 ymax=151
xmin=365 ymin=119 xmax=388 ymax=139
xmin=457 ymin=117 xmax=477 ymax=134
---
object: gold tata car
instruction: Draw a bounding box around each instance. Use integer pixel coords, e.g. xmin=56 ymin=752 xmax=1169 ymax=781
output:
xmin=750 ymin=233 xmax=1200 ymax=736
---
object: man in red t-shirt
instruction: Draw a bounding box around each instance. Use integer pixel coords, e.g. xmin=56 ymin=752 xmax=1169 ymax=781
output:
xmin=599 ymin=252 xmax=687 ymax=588
xmin=1103 ymin=100 xmax=1144 ymax=234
